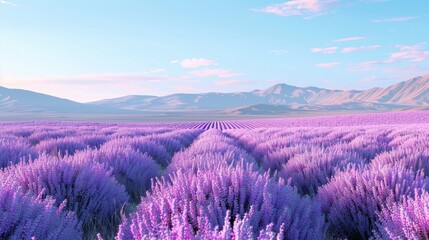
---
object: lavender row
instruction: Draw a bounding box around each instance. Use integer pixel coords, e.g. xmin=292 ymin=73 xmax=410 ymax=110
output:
xmin=118 ymin=130 xmax=325 ymax=239
xmin=0 ymin=126 xmax=202 ymax=239
xmin=2 ymin=118 xmax=429 ymax=239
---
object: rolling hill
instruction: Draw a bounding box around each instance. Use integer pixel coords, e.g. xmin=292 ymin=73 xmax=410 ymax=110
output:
xmin=89 ymin=74 xmax=429 ymax=112
xmin=1 ymin=73 xmax=429 ymax=119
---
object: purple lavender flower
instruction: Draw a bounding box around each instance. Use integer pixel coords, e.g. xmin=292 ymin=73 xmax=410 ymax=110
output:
xmin=73 ymin=145 xmax=161 ymax=202
xmin=0 ymin=182 xmax=82 ymax=240
xmin=0 ymin=138 xmax=37 ymax=168
xmin=117 ymin=165 xmax=325 ymax=239
xmin=318 ymin=164 xmax=427 ymax=239
xmin=372 ymin=189 xmax=429 ymax=240
xmin=1 ymin=154 xmax=129 ymax=237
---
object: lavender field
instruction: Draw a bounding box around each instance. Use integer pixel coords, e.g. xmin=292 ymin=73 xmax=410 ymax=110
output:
xmin=1 ymin=111 xmax=429 ymax=240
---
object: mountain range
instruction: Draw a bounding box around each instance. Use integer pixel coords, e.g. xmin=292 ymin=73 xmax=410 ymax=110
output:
xmin=89 ymin=73 xmax=429 ymax=112
xmin=1 ymin=73 xmax=429 ymax=120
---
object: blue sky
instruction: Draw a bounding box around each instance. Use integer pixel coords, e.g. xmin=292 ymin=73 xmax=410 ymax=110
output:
xmin=0 ymin=0 xmax=428 ymax=102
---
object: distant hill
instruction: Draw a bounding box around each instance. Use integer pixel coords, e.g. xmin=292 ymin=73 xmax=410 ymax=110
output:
xmin=89 ymin=74 xmax=429 ymax=113
xmin=0 ymin=86 xmax=130 ymax=114
xmin=1 ymin=73 xmax=429 ymax=119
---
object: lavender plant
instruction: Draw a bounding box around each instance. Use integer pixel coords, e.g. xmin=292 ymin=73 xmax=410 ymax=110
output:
xmin=102 ymin=137 xmax=171 ymax=168
xmin=36 ymin=137 xmax=87 ymax=156
xmin=1 ymin=154 xmax=129 ymax=237
xmin=318 ymin=164 xmax=427 ymax=239
xmin=73 ymin=145 xmax=161 ymax=202
xmin=0 ymin=138 xmax=37 ymax=168
xmin=167 ymin=129 xmax=258 ymax=174
xmin=279 ymin=146 xmax=364 ymax=196
xmin=0 ymin=182 xmax=82 ymax=240
xmin=372 ymin=189 xmax=429 ymax=240
xmin=117 ymin=165 xmax=325 ymax=239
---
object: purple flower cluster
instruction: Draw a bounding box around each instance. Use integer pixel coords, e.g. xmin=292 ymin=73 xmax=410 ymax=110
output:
xmin=117 ymin=165 xmax=325 ymax=239
xmin=0 ymin=138 xmax=36 ymax=168
xmin=317 ymin=164 xmax=427 ymax=239
xmin=0 ymin=182 xmax=82 ymax=239
xmin=279 ymin=146 xmax=364 ymax=195
xmin=1 ymin=154 xmax=129 ymax=237
xmin=167 ymin=129 xmax=258 ymax=174
xmin=72 ymin=145 xmax=161 ymax=202
xmin=36 ymin=137 xmax=88 ymax=156
xmin=2 ymin=114 xmax=429 ymax=239
xmin=373 ymin=189 xmax=429 ymax=240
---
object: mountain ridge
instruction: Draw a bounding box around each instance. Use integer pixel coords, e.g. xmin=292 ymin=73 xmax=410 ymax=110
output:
xmin=89 ymin=74 xmax=429 ymax=111
xmin=1 ymin=73 xmax=429 ymax=117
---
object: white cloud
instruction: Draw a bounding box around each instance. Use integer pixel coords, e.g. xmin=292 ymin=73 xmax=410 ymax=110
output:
xmin=0 ymin=0 xmax=16 ymax=6
xmin=342 ymin=45 xmax=380 ymax=53
xmin=311 ymin=46 xmax=338 ymax=54
xmin=254 ymin=0 xmax=339 ymax=17
xmin=177 ymin=58 xmax=217 ymax=68
xmin=271 ymin=50 xmax=289 ymax=55
xmin=215 ymin=79 xmax=253 ymax=86
xmin=349 ymin=44 xmax=429 ymax=72
xmin=190 ymin=69 xmax=243 ymax=78
xmin=148 ymin=68 xmax=166 ymax=73
xmin=361 ymin=75 xmax=396 ymax=82
xmin=315 ymin=62 xmax=340 ymax=68
xmin=389 ymin=44 xmax=429 ymax=62
xmin=333 ymin=37 xmax=366 ymax=42
xmin=372 ymin=16 xmax=417 ymax=22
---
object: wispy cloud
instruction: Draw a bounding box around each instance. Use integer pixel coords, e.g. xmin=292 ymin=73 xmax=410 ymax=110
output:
xmin=342 ymin=45 xmax=380 ymax=53
xmin=372 ymin=16 xmax=418 ymax=22
xmin=361 ymin=76 xmax=397 ymax=82
xmin=2 ymin=73 xmax=176 ymax=102
xmin=266 ymin=79 xmax=280 ymax=83
xmin=311 ymin=46 xmax=338 ymax=54
xmin=173 ymin=58 xmax=217 ymax=68
xmin=271 ymin=50 xmax=289 ymax=55
xmin=148 ymin=68 xmax=166 ymax=73
xmin=254 ymin=0 xmax=339 ymax=17
xmin=17 ymin=72 xmax=177 ymax=85
xmin=333 ymin=37 xmax=366 ymax=42
xmin=315 ymin=62 xmax=340 ymax=68
xmin=361 ymin=0 xmax=390 ymax=2
xmin=349 ymin=60 xmax=392 ymax=72
xmin=0 ymin=0 xmax=16 ymax=6
xmin=388 ymin=44 xmax=429 ymax=62
xmin=349 ymin=44 xmax=429 ymax=72
xmin=190 ymin=69 xmax=243 ymax=78
xmin=215 ymin=79 xmax=253 ymax=86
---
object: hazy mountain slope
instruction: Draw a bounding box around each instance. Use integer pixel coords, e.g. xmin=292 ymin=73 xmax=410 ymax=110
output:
xmin=0 ymin=86 xmax=128 ymax=114
xmin=90 ymin=74 xmax=429 ymax=111
xmin=89 ymin=95 xmax=158 ymax=110
xmin=354 ymin=74 xmax=429 ymax=104
xmin=227 ymin=102 xmax=409 ymax=115
xmin=2 ymin=74 xmax=429 ymax=117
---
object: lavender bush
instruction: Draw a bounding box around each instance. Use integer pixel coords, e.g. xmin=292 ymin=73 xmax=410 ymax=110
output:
xmin=0 ymin=138 xmax=37 ymax=168
xmin=117 ymin=165 xmax=325 ymax=239
xmin=73 ymin=145 xmax=161 ymax=202
xmin=0 ymin=182 xmax=82 ymax=240
xmin=2 ymin=115 xmax=429 ymax=239
xmin=280 ymin=146 xmax=364 ymax=196
xmin=1 ymin=154 xmax=129 ymax=237
xmin=36 ymin=137 xmax=87 ymax=156
xmin=372 ymin=189 xmax=429 ymax=240
xmin=102 ymin=137 xmax=171 ymax=168
xmin=318 ymin=164 xmax=427 ymax=239
xmin=167 ymin=129 xmax=258 ymax=175
xmin=371 ymin=147 xmax=429 ymax=177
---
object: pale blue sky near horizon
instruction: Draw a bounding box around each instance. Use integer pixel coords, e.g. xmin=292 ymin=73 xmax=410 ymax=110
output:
xmin=0 ymin=0 xmax=428 ymax=102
